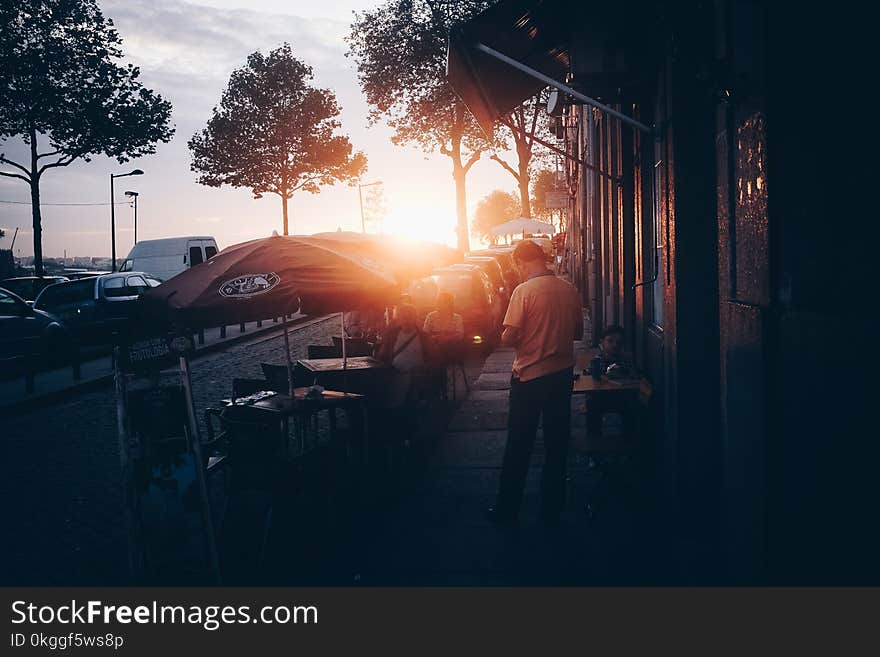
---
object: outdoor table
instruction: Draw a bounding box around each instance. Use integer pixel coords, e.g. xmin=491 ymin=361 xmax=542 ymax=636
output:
xmin=223 ymin=388 xmax=369 ymax=465
xmin=570 ymin=353 xmax=653 ymax=517
xmin=294 ymin=356 xmax=391 ymax=397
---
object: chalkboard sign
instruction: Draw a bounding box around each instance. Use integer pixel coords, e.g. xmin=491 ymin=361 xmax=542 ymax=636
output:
xmin=123 ymin=382 xmax=215 ymax=583
xmin=119 ymin=333 xmax=194 ymax=375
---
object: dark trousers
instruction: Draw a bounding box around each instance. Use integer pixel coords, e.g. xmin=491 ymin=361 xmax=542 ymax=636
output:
xmin=495 ymin=367 xmax=573 ymax=520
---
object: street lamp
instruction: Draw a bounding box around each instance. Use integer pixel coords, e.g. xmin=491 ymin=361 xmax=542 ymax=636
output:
xmin=358 ymin=180 xmax=382 ymax=234
xmin=110 ymin=168 xmax=143 ymax=271
xmin=124 ymin=191 xmax=139 ymax=244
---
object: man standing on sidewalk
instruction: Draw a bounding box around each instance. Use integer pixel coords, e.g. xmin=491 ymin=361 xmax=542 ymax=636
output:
xmin=488 ymin=239 xmax=583 ymax=527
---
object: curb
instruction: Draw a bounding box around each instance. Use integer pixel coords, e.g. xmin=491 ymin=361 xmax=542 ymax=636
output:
xmin=1 ymin=314 xmax=334 ymax=417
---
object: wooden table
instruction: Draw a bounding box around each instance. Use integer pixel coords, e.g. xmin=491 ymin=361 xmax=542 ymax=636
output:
xmin=225 ymin=388 xmax=368 ymax=463
xmin=295 ymin=356 xmax=390 ymax=397
xmin=296 ymin=356 xmax=387 ymax=373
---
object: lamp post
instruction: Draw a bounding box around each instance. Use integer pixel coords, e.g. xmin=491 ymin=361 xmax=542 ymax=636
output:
xmin=357 ymin=180 xmax=382 ymax=234
xmin=124 ymin=191 xmax=139 ymax=244
xmin=110 ymin=169 xmax=143 ymax=271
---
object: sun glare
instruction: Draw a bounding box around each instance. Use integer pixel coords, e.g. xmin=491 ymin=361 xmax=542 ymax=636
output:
xmin=380 ymin=201 xmax=457 ymax=247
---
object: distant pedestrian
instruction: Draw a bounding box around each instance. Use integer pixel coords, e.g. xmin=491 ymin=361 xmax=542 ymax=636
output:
xmin=488 ymin=239 xmax=583 ymax=528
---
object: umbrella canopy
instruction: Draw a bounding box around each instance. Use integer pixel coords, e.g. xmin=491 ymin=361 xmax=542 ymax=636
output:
xmin=308 ymin=231 xmax=461 ymax=283
xmin=141 ymin=234 xmax=400 ymax=329
xmin=491 ymin=217 xmax=555 ymax=236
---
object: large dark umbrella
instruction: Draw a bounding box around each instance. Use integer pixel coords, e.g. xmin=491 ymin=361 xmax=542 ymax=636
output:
xmin=141 ymin=234 xmax=400 ymax=393
xmin=308 ymin=231 xmax=461 ymax=283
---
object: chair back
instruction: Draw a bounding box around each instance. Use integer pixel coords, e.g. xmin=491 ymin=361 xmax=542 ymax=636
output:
xmin=332 ymin=336 xmax=373 ymax=357
xmin=260 ymin=363 xmax=290 ymax=392
xmin=307 ymin=344 xmax=342 ymax=359
xmin=232 ymin=377 xmax=269 ymax=399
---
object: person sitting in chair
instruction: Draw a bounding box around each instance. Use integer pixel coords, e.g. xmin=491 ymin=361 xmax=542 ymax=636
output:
xmin=597 ymin=324 xmax=635 ymax=378
xmin=376 ymin=303 xmax=434 ymax=440
xmin=423 ymin=292 xmax=464 ymax=362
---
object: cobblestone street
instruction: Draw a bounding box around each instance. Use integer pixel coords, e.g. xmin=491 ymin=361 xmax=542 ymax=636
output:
xmin=1 ymin=316 xmax=341 ymax=585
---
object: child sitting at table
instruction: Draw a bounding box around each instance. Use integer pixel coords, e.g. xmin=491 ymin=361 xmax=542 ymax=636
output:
xmin=597 ymin=324 xmax=635 ymax=378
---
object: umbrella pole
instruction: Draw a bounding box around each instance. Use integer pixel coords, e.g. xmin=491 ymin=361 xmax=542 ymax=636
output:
xmin=283 ymin=317 xmax=294 ymax=397
xmin=341 ymin=312 xmax=348 ymax=394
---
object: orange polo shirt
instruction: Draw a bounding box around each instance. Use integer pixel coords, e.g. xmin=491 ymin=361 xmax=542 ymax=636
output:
xmin=503 ymin=272 xmax=582 ymax=382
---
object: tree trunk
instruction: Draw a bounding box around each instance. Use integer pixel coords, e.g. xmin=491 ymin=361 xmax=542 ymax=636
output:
xmin=28 ymin=128 xmax=43 ymax=276
xmin=282 ymin=194 xmax=289 ymax=236
xmin=453 ymin=165 xmax=469 ymax=252
xmin=30 ymin=178 xmax=43 ymax=277
xmin=518 ymin=173 xmax=531 ymax=218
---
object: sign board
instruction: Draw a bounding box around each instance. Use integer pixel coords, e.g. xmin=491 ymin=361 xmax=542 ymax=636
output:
xmin=115 ymin=336 xmax=218 ymax=583
xmin=546 ymin=190 xmax=569 ymax=209
xmin=119 ymin=333 xmax=194 ymax=375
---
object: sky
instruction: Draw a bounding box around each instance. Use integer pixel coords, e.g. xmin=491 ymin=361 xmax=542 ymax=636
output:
xmin=0 ymin=0 xmax=521 ymax=259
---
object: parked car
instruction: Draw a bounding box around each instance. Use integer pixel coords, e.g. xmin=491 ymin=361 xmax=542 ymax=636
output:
xmin=33 ymin=272 xmax=161 ymax=345
xmin=408 ymin=265 xmax=504 ymax=348
xmin=466 ymin=249 xmax=520 ymax=291
xmin=64 ymin=270 xmax=112 ymax=280
xmin=119 ymin=236 xmax=218 ymax=281
xmin=0 ymin=286 xmax=68 ymax=363
xmin=0 ymin=275 xmax=69 ymax=303
xmin=461 ymin=255 xmax=509 ymax=303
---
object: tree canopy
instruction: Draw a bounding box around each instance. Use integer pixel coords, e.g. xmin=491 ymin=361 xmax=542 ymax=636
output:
xmin=489 ymin=93 xmax=554 ymax=218
xmin=0 ymin=0 xmax=174 ymax=275
xmin=188 ymin=43 xmax=366 ymax=235
xmin=347 ymin=0 xmax=494 ymax=251
xmin=471 ymin=189 xmax=520 ymax=246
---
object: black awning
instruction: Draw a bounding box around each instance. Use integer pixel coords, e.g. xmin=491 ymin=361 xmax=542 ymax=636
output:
xmin=447 ymin=0 xmax=653 ymax=138
xmin=446 ymin=0 xmax=571 ymax=140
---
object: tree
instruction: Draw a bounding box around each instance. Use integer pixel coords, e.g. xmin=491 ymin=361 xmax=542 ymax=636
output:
xmin=471 ymin=189 xmax=519 ymax=246
xmin=529 ymin=167 xmax=558 ymax=224
xmin=348 ymin=0 xmax=493 ymax=252
xmin=0 ymin=0 xmax=174 ymax=276
xmin=189 ymin=43 xmax=366 ymax=235
xmin=489 ymin=95 xmax=551 ymax=218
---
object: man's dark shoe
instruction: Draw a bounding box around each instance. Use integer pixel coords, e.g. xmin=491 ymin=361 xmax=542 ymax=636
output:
xmin=486 ymin=507 xmax=518 ymax=527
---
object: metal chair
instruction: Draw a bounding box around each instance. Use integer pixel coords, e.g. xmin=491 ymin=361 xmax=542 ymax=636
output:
xmin=307 ymin=344 xmax=342 ymax=359
xmin=203 ymin=404 xmax=286 ymax=578
xmin=332 ymin=336 xmax=373 ymax=357
xmin=260 ymin=363 xmax=291 ymax=392
xmin=232 ymin=377 xmax=269 ymax=400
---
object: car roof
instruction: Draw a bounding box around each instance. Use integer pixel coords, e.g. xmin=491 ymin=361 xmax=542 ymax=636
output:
xmin=0 ymin=275 xmax=68 ymax=281
xmin=434 ymin=264 xmax=480 ymax=274
xmin=0 ymin=286 xmax=27 ymax=302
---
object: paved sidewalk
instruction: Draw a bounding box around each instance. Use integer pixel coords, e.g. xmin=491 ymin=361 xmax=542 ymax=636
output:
xmin=0 ymin=314 xmax=314 ymax=413
xmin=288 ymin=340 xmax=667 ymax=585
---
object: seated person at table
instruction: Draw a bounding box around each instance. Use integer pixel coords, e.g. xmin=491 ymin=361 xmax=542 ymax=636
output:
xmin=596 ymin=324 xmax=635 ymax=378
xmin=423 ymin=292 xmax=464 ymax=361
xmin=345 ymin=303 xmax=384 ymax=341
xmin=377 ymin=303 xmax=433 ymax=403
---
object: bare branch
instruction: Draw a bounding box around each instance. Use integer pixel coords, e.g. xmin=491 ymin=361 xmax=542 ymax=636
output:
xmin=0 ymin=155 xmax=31 ymax=178
xmin=490 ymin=153 xmax=520 ymax=181
xmin=36 ymin=150 xmax=63 ymax=159
xmin=462 ymin=149 xmax=482 ymax=175
xmin=37 ymin=152 xmax=82 ymax=176
xmin=0 ymin=169 xmax=31 ymax=184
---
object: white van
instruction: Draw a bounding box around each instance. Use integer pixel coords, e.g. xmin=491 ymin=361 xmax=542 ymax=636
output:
xmin=119 ymin=236 xmax=218 ymax=282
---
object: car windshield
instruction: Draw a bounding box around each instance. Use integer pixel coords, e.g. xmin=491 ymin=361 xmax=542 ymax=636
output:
xmin=0 ymin=288 xmax=24 ymax=313
xmin=432 ymin=273 xmax=482 ymax=310
xmin=0 ymin=279 xmax=33 ymax=299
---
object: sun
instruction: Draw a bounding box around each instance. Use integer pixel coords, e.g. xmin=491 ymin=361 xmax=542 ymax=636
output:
xmin=380 ymin=200 xmax=457 ymax=247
